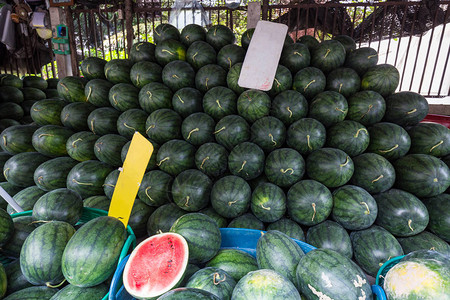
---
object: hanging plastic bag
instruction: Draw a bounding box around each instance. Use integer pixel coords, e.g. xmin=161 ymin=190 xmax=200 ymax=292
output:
xmin=169 ymin=0 xmax=211 ymax=29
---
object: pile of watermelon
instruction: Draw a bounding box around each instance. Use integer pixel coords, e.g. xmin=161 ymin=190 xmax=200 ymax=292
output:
xmin=0 ymin=21 xmax=449 ymax=299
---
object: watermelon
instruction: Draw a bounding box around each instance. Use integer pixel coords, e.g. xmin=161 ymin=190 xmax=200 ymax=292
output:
xmin=155 ymin=39 xmax=186 ymax=66
xmin=264 ymin=148 xmax=305 ymax=188
xmin=311 ymin=40 xmax=346 ymax=73
xmin=210 ymin=175 xmax=250 ymax=219
xmin=286 ymin=118 xmax=326 ymax=155
xmin=138 ymin=82 xmax=173 ymax=114
xmin=394 ymin=154 xmax=450 ymax=197
xmin=266 ymin=218 xmax=305 ymax=241
xmin=7 ymin=186 xmax=46 ymax=214
xmin=308 ymin=91 xmax=348 ymax=127
xmin=251 ymin=182 xmax=286 ymax=222
xmin=57 ymin=76 xmax=87 ymax=102
xmin=4 ymin=259 xmax=34 ymax=294
xmin=0 ymin=119 xmax=20 ymax=133
xmin=217 ymin=44 xmax=245 ymax=71
xmin=154 ymin=23 xmax=180 ymax=44
xmin=87 ymin=107 xmax=121 ymax=135
xmin=158 ymin=287 xmax=220 ymax=299
xmin=0 ymin=207 xmax=13 ymax=246
xmin=228 ymin=142 xmax=265 ymax=180
xmin=270 ymin=90 xmax=308 ymax=126
xmin=203 ymin=86 xmax=237 ymax=121
xmin=384 ymin=91 xmax=429 ymax=127
xmin=83 ymin=195 xmax=110 ymax=211
xmin=306 ymin=220 xmax=352 ymax=259
xmin=66 ymin=131 xmax=99 ymax=162
xmin=162 ymin=60 xmax=196 ymax=92
xmin=30 ymin=99 xmax=65 ymax=126
xmin=422 ymin=193 xmax=450 ymax=242
xmin=62 ymin=216 xmax=126 ymax=287
xmin=117 ymin=109 xmax=148 ymax=139
xmin=351 ymin=225 xmax=404 ymax=277
xmin=66 ymin=160 xmax=114 ymax=198
xmin=3 ymin=286 xmax=57 ymax=299
xmin=146 ymin=203 xmax=186 ymax=236
xmin=1 ymin=124 xmax=37 ymax=154
xmin=0 ymin=86 xmax=23 ymax=104
xmin=0 ymin=263 xmax=5 ymax=298
xmin=345 ymin=46 xmax=378 ymax=76
xmin=326 ymin=120 xmax=369 ymax=157
xmin=94 ymin=134 xmax=128 ymax=166
xmin=0 ymin=103 xmax=24 ymax=121
xmin=33 ymin=157 xmax=78 ymax=191
xmin=32 ymin=125 xmax=74 ymax=157
xmin=237 ymin=89 xmax=270 ymax=123
xmin=1 ymin=215 xmax=36 ymax=257
xmin=180 ymin=24 xmax=207 ymax=46
xmin=227 ymin=213 xmax=265 ymax=231
xmin=80 ymin=57 xmax=107 ymax=80
xmin=408 ymin=123 xmax=450 ymax=157
xmin=398 ymin=231 xmax=450 ymax=255
xmin=367 ymin=122 xmax=411 ymax=160
xmin=287 ymin=179 xmax=333 ymax=226
xmin=4 ymin=152 xmax=49 ymax=187
xmin=374 ymin=188 xmax=429 ymax=237
xmin=226 ymin=63 xmax=246 ymax=95
xmin=104 ymin=59 xmax=133 ymax=84
xmin=181 ymin=112 xmax=215 ymax=146
xmin=195 ymin=64 xmax=227 ymax=93
xmin=346 ymin=90 xmax=386 ymax=126
xmin=60 ymin=102 xmax=96 ymax=131
xmin=44 ymin=89 xmax=60 ymax=98
xmin=332 ymin=185 xmax=378 ymax=230
xmin=156 ymin=140 xmax=195 ymax=176
xmin=268 ymin=65 xmax=293 ymax=97
xmin=108 ymin=83 xmax=139 ymax=111
xmin=103 ymin=169 xmax=119 ymax=199
xmin=195 ymin=143 xmax=228 ymax=178
xmin=186 ymin=41 xmax=216 ymax=70
xmin=250 ymin=116 xmax=286 ymax=152
xmin=351 ymin=153 xmax=396 ymax=194
xmin=214 ymin=115 xmax=250 ymax=150
xmin=171 ymin=169 xmax=212 ymax=212
xmin=232 ymin=269 xmax=301 ymax=300
xmin=361 ymin=63 xmax=399 ymax=97
xmin=20 ymin=221 xmax=76 ymax=286
xmin=172 ymin=87 xmax=203 ymax=118
xmin=240 ymin=28 xmax=254 ymax=50
xmin=280 ymin=43 xmax=311 ymax=74
xmin=333 ymin=35 xmax=356 ymax=53
xmin=130 ymin=61 xmax=162 ymax=88
xmin=21 ymin=87 xmax=46 ymax=101
xmin=0 ymin=152 xmax=12 ymax=182
xmin=47 ymin=284 xmax=109 ymax=300
xmin=256 ymin=230 xmax=304 ymax=286
xmin=186 ymin=267 xmax=236 ymax=300
xmin=205 ymin=25 xmax=235 ymax=51
xmin=146 ymin=108 xmax=182 ymax=144
xmin=326 ymin=67 xmax=360 ymax=98
xmin=85 ymin=79 xmax=113 ymax=107
xmin=0 ymin=74 xmax=22 ymax=88
xmin=129 ymin=41 xmax=156 ymax=63
xmin=123 ymin=232 xmax=188 ymax=299
xmin=170 ymin=213 xmax=221 ymax=264
xmin=206 ymin=249 xmax=258 ymax=282
xmin=129 ymin=199 xmax=156 ymax=238
xmin=296 ymin=249 xmax=372 ymax=300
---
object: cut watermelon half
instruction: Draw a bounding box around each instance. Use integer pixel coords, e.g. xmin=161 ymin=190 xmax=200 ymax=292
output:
xmin=123 ymin=232 xmax=189 ymax=299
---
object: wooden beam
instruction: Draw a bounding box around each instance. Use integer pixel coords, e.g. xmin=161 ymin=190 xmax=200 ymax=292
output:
xmin=125 ymin=0 xmax=134 ymax=55
xmin=49 ymin=6 xmax=72 ymax=78
xmin=247 ymin=2 xmax=261 ymax=29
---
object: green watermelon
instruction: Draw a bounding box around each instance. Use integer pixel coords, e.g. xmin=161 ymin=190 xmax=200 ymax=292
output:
xmin=60 ymin=102 xmax=96 ymax=131
xmin=311 ymin=40 xmax=346 ymax=73
xmin=170 ymin=213 xmax=221 ymax=264
xmin=0 ymin=152 xmax=12 ymax=182
xmin=214 ymin=115 xmax=250 ymax=150
xmin=250 ymin=116 xmax=286 ymax=152
xmin=66 ymin=131 xmax=99 ymax=162
xmin=344 ymin=46 xmax=378 ymax=76
xmin=205 ymin=25 xmax=235 ymax=51
xmin=206 ymin=249 xmax=258 ymax=282
xmin=181 ymin=112 xmax=215 ymax=146
xmin=33 ymin=157 xmax=78 ymax=191
xmin=326 ymin=67 xmax=360 ymax=98
xmin=1 ymin=215 xmax=37 ymax=257
xmin=146 ymin=108 xmax=182 ymax=144
xmin=80 ymin=57 xmax=107 ymax=80
xmin=186 ymin=41 xmax=216 ymax=70
xmin=298 ymin=36 xmax=320 ymax=50
xmin=268 ymin=65 xmax=293 ymax=97
xmin=66 ymin=160 xmax=114 ymax=198
xmin=171 ymin=169 xmax=212 ymax=212
xmin=94 ymin=134 xmax=128 ymax=166
xmin=4 ymin=153 xmax=49 ymax=187
xmin=57 ymin=77 xmax=87 ymax=102
xmin=270 ymin=90 xmax=308 ymax=126
xmin=21 ymin=87 xmax=46 ymax=101
xmin=61 ymin=216 xmax=126 ymax=287
xmin=0 ymin=86 xmax=24 ymax=103
xmin=102 ymin=169 xmax=119 ymax=199
xmin=199 ymin=207 xmax=228 ymax=228
xmin=162 ymin=60 xmax=196 ymax=92
xmin=0 ymin=119 xmax=20 ymax=134
xmin=32 ymin=125 xmax=74 ymax=157
xmin=422 ymin=193 xmax=450 ymax=242
xmin=237 ymin=89 xmax=270 ymax=123
xmin=20 ymin=221 xmax=76 ymax=286
xmin=286 ymin=118 xmax=326 ymax=155
xmin=1 ymin=124 xmax=37 ymax=154
xmin=0 ymin=103 xmax=24 ymax=121
xmin=172 ymin=87 xmax=203 ymax=118
xmin=0 ymin=74 xmax=22 ymax=88
xmin=228 ymin=142 xmax=264 ymax=180
xmin=30 ymin=99 xmax=65 ymax=126
xmin=180 ymin=24 xmax=207 ymax=46
xmin=85 ymin=79 xmax=113 ymax=107
xmin=138 ymin=82 xmax=173 ymax=114
xmin=0 ymin=262 xmax=5 ymax=298
xmin=217 ymin=44 xmax=245 ymax=71
xmin=350 ymin=225 xmax=404 ymax=277
xmin=240 ymin=28 xmax=254 ymax=50
xmin=346 ymin=90 xmax=386 ymax=126
xmin=4 ymin=259 xmax=34 ymax=295
xmin=156 ymin=139 xmax=195 ymax=176
xmin=227 ymin=213 xmax=264 ymax=231
xmin=129 ymin=41 xmax=156 ymax=63
xmin=408 ymin=122 xmax=450 ymax=157
xmin=155 ymin=39 xmax=186 ymax=65
xmin=104 ymin=59 xmax=133 ymax=84
xmin=186 ymin=267 xmax=236 ymax=300
xmin=158 ymin=287 xmax=220 ymax=299
xmin=280 ymin=43 xmax=311 ymax=74
xmin=333 ymin=35 xmax=356 ymax=53
xmin=394 ymin=154 xmax=450 ymax=198
xmin=108 ymin=83 xmax=140 ymax=111
xmin=308 ymin=91 xmax=348 ymax=127
xmin=226 ymin=63 xmax=246 ymax=95
xmin=83 ymin=195 xmax=110 ymax=211
xmin=397 ymin=231 xmax=450 ymax=255
xmin=306 ymin=220 xmax=352 ymax=258
xmin=266 ymin=218 xmax=305 ymax=241
xmin=195 ymin=64 xmax=227 ymax=93
xmin=87 ymin=107 xmax=121 ymax=135
xmin=287 ymin=179 xmax=333 ymax=226
xmin=0 ymin=207 xmax=13 ymax=246
xmin=326 ymin=120 xmax=369 ymax=157
xmin=116 ymin=109 xmax=148 ymax=139
xmin=128 ymin=199 xmax=156 ymax=238
xmin=384 ymin=91 xmax=429 ymax=127
xmin=3 ymin=286 xmax=57 ymax=299
xmin=47 ymin=283 xmax=109 ymax=300
xmin=367 ymin=122 xmax=411 ymax=160
xmin=203 ymin=86 xmax=237 ymax=121
xmin=351 ymin=153 xmax=396 ymax=194
xmin=251 ymin=183 xmax=286 ymax=223
xmin=7 ymin=186 xmax=46 ymax=214
xmin=195 ymin=143 xmax=228 ymax=178
xmin=332 ymin=185 xmax=378 ymax=230
xmin=130 ymin=61 xmax=162 ymax=88
xmin=146 ymin=203 xmax=186 ymax=235
xmin=210 ymin=175 xmax=251 ymax=219
xmin=154 ymin=24 xmax=180 ymax=44
xmin=264 ymin=148 xmax=304 ymax=188
xmin=361 ymin=63 xmax=399 ymax=97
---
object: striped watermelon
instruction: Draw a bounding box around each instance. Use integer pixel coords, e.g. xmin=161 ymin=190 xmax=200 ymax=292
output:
xmin=251 ymin=183 xmax=286 ymax=223
xmin=206 ymin=249 xmax=258 ymax=282
xmin=87 ymin=107 xmax=121 ymax=136
xmin=227 ymin=213 xmax=264 ymax=231
xmin=270 ymin=90 xmax=308 ymax=126
xmin=306 ymin=220 xmax=353 ymax=259
xmin=146 ymin=108 xmax=182 ymax=144
xmin=195 ymin=64 xmax=227 ymax=93
xmin=250 ymin=116 xmax=286 ymax=152
xmin=0 ymin=207 xmax=13 ymax=246
xmin=202 ymin=86 xmax=237 ymax=121
xmin=228 ymin=142 xmax=265 ymax=180
xmin=185 ymin=267 xmax=236 ymax=300
xmin=264 ymin=148 xmax=305 ymax=188
xmin=180 ymin=24 xmax=206 ymax=46
xmin=186 ymin=41 xmax=216 ymax=70
xmin=66 ymin=131 xmax=99 ymax=162
xmin=311 ymin=40 xmax=346 ymax=73
xmin=308 ymin=91 xmax=348 ymax=128
xmin=195 ymin=143 xmax=228 ymax=178
xmin=422 ymin=193 xmax=450 ymax=242
xmin=130 ymin=61 xmax=162 ymax=88
xmin=346 ymin=90 xmax=386 ymax=126
xmin=156 ymin=139 xmax=196 ymax=176
xmin=237 ymin=90 xmax=271 ymax=123
xmin=182 ymin=113 xmax=215 ymax=146
xmin=397 ymin=231 xmax=450 ymax=255
xmin=367 ymin=122 xmax=411 ymax=160
xmin=226 ymin=63 xmax=246 ymax=95
xmin=162 ymin=60 xmax=196 ymax=92
xmin=286 ymin=118 xmax=326 ymax=155
xmin=210 ymin=175 xmax=251 ymax=219
xmin=408 ymin=122 xmax=450 ymax=157
xmin=146 ymin=203 xmax=186 ymax=236
xmin=129 ymin=41 xmax=156 ymax=63
xmin=292 ymin=67 xmax=326 ymax=100
xmin=384 ymin=91 xmax=429 ymax=127
xmin=361 ymin=64 xmax=399 ymax=97
xmin=171 ymin=169 xmax=212 ymax=212
xmin=326 ymin=120 xmax=369 ymax=157
xmin=172 ymin=87 xmax=203 ymax=118
xmin=351 ymin=153 xmax=396 ymax=194
xmin=138 ymin=82 xmax=173 ymax=114
xmin=214 ymin=115 xmax=250 ymax=151
xmin=138 ymin=170 xmax=173 ymax=207
xmin=217 ymin=44 xmax=245 ymax=71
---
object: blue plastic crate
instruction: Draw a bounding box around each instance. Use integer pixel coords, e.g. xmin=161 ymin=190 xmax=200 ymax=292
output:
xmin=108 ymin=228 xmax=388 ymax=299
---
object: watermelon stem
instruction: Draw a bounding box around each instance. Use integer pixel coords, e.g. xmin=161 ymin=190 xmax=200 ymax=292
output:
xmin=360 ymin=202 xmax=370 ymax=215
xmin=338 ymin=83 xmax=343 ymax=93
xmin=60 ymin=83 xmax=69 ymax=93
xmin=187 ymin=128 xmax=199 ymax=140
xmin=213 ymin=273 xmax=227 ymax=285
xmin=72 ymin=179 xmax=94 ymax=186
xmin=379 ymin=144 xmax=399 ymax=153
xmin=157 ymin=157 xmax=170 ymax=166
xmin=429 ymin=140 xmax=443 ymax=153
xmin=90 ymin=119 xmax=96 ymax=134
xmin=144 ymin=187 xmax=155 ymax=203
xmin=371 ymin=174 xmax=384 ymax=183
xmin=286 ymin=107 xmax=293 ymax=118
xmin=32 ymin=107 xmax=43 ymax=112
xmin=146 ymin=91 xmax=153 ymax=100
xmin=260 ymin=203 xmax=271 ymax=210
xmin=162 ymin=49 xmax=176 ymax=56
xmin=63 ymin=114 xmax=69 ymax=122
xmin=2 ymin=136 xmax=6 ymax=147
xmin=192 ymin=52 xmax=198 ymax=62
xmin=324 ymin=49 xmax=331 ymax=58
xmin=406 ymin=108 xmax=417 ymax=115
xmin=237 ymin=161 xmax=247 ymax=173
xmin=200 ymin=157 xmax=210 ymax=169
xmin=354 ymin=128 xmax=369 ymax=138
xmin=216 ymin=100 xmax=223 ymax=109
xmin=227 ymin=57 xmax=232 ymax=69
xmin=274 ymin=78 xmax=281 ymax=88
xmin=71 ymin=138 xmax=82 ymax=148
xmin=95 ymin=142 xmax=103 ymax=152
xmin=3 ymin=168 xmax=9 ymax=180
xmin=123 ymin=123 xmax=136 ymax=131
xmin=311 ymin=203 xmax=316 ymax=222
xmin=367 ymin=54 xmax=378 ymax=59
xmin=136 ymin=74 xmax=140 ymax=86
xmin=360 ymin=104 xmax=373 ymax=120
xmin=339 ymin=156 xmax=350 ymax=167
xmin=306 ymin=135 xmax=312 ymax=150
xmin=335 ymin=107 xmax=347 ymax=114
xmin=112 ymin=94 xmax=118 ymax=105
xmin=103 ymin=183 xmax=115 ymax=188
xmin=280 ymin=168 xmax=294 ymax=175
xmin=213 ymin=126 xmax=226 ymax=134
xmin=39 ymin=134 xmax=54 ymax=138
xmin=228 ymin=199 xmax=238 ymax=206
xmin=177 ymin=95 xmax=184 ymax=103
xmin=146 ymin=124 xmax=156 ymax=134
xmin=37 ymin=176 xmax=44 ymax=184
xmin=303 ymin=80 xmax=316 ymax=92
xmin=293 ymin=51 xmax=303 ymax=57
xmin=408 ymin=219 xmax=414 ymax=232
xmin=46 ymin=279 xmax=66 ymax=289
xmin=268 ymin=133 xmax=277 ymax=146
xmin=184 ymin=196 xmax=190 ymax=207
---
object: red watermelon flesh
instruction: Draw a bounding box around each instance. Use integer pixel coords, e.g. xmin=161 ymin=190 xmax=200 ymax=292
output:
xmin=123 ymin=232 xmax=189 ymax=299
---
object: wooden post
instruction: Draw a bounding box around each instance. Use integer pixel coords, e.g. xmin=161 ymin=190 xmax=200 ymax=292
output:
xmin=49 ymin=7 xmax=72 ymax=78
xmin=125 ymin=0 xmax=134 ymax=55
xmin=65 ymin=6 xmax=79 ymax=77
xmin=247 ymin=2 xmax=261 ymax=29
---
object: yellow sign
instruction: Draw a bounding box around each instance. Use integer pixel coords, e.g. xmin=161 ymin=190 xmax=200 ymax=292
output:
xmin=108 ymin=132 xmax=153 ymax=227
